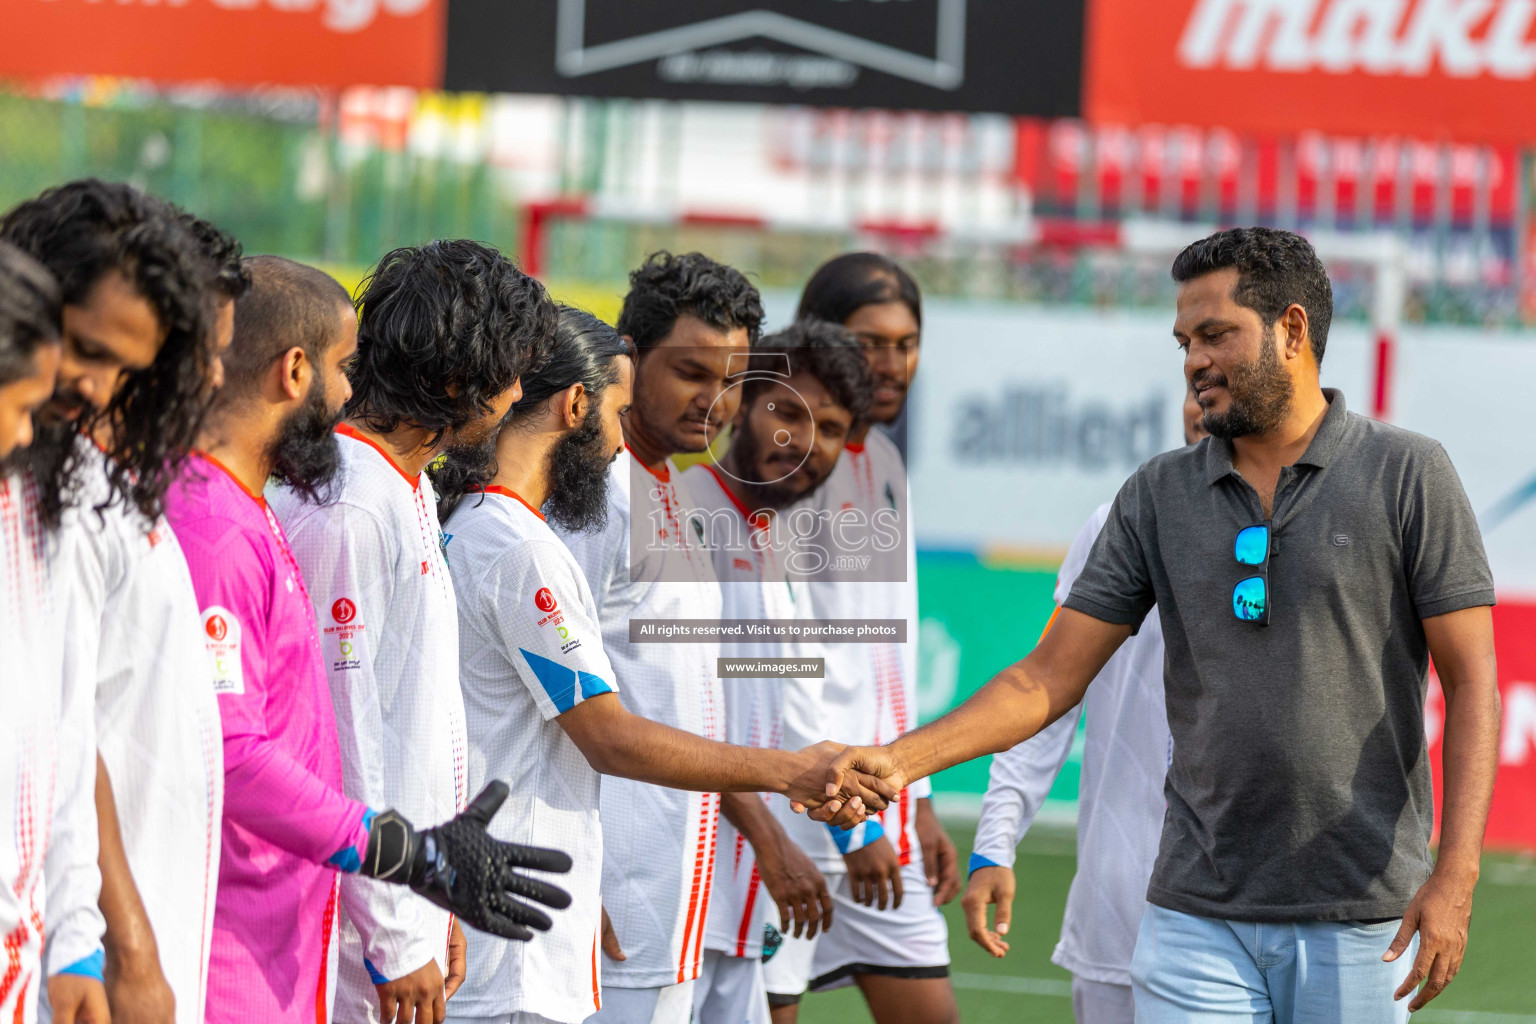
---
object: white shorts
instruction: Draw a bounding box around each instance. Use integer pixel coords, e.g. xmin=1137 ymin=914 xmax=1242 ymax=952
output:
xmin=693 ymin=950 xmax=771 ymax=1024
xmin=588 ymin=980 xmax=694 ymax=1024
xmin=762 ymin=860 xmax=950 ymax=998
xmin=446 ymin=1014 xmax=562 ymax=1024
xmin=1072 ymin=977 xmax=1135 ymax=1024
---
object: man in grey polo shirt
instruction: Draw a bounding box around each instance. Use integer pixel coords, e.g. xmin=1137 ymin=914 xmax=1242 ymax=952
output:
xmin=811 ymin=227 xmax=1501 ymax=1023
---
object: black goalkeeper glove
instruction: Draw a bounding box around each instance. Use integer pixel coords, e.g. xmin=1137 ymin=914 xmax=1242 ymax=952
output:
xmin=359 ymin=780 xmax=573 ymax=941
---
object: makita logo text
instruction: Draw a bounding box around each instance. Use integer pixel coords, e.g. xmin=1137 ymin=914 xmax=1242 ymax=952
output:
xmin=1180 ymin=0 xmax=1536 ymax=79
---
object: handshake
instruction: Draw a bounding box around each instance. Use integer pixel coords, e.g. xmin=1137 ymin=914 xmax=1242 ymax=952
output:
xmin=785 ymin=742 xmax=907 ymax=828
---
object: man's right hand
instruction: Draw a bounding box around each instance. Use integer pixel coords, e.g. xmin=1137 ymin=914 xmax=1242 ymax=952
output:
xmin=758 ymin=834 xmax=834 ymax=939
xmin=361 ymin=782 xmax=574 ymax=941
xmin=961 ymin=865 xmax=1014 ymax=958
xmin=375 ymin=958 xmax=446 ymax=1024
xmin=808 ymin=745 xmax=908 ymax=824
xmin=842 ymin=836 xmax=904 ymax=911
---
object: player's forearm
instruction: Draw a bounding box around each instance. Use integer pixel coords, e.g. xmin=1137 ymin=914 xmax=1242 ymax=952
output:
xmin=94 ymin=759 xmax=160 ymax=969
xmin=888 ymin=655 xmax=1072 ymax=786
xmin=1435 ymin=661 xmax=1501 ymax=882
xmin=719 ymin=792 xmax=791 ymax=872
xmin=574 ymin=708 xmax=806 ymax=795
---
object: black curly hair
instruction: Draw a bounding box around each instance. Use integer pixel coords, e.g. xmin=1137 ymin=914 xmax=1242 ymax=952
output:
xmin=617 ymin=251 xmax=764 ymax=353
xmin=1171 ymin=227 xmax=1334 ymax=365
xmin=0 ymin=241 xmax=62 ymax=387
xmin=178 ymin=210 xmax=250 ymax=302
xmin=741 ymin=319 xmax=874 ymax=426
xmin=1 ymin=179 xmax=216 ymax=527
xmin=431 ymin=305 xmax=633 ymax=525
xmin=347 ymin=240 xmax=556 ymax=448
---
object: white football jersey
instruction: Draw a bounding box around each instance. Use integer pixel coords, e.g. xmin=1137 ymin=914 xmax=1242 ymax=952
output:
xmin=971 ymin=502 xmax=1171 ymax=987
xmin=553 ymin=449 xmax=724 ymax=990
xmin=269 ymin=427 xmax=469 ymax=1017
xmin=680 ymin=464 xmax=811 ymax=959
xmin=446 ymin=486 xmax=615 ymax=1023
xmin=794 ymin=429 xmax=927 ymax=870
xmin=63 ymin=445 xmax=222 ymax=1024
xmin=1 ymin=471 xmax=104 ymax=1024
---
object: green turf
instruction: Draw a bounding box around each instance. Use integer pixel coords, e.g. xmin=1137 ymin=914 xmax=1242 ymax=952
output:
xmin=797 ymin=825 xmax=1536 ymax=1024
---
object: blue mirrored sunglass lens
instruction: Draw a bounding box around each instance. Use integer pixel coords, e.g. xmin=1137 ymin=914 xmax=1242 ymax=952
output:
xmin=1234 ymin=525 xmax=1270 ymax=566
xmin=1233 ymin=576 xmax=1268 ymax=621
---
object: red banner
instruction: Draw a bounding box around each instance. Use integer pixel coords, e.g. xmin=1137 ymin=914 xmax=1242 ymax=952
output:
xmin=1086 ymin=0 xmax=1536 ymax=143
xmin=3 ymin=0 xmax=443 ymax=90
xmin=1427 ymin=601 xmax=1536 ymax=851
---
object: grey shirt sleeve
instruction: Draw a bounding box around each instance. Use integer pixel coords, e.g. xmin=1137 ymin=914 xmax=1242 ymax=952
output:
xmin=1062 ymin=471 xmax=1158 ymax=629
xmin=1402 ymin=441 xmax=1496 ymax=618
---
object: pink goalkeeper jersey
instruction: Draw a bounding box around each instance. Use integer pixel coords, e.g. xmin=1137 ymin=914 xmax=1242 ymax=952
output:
xmin=165 ymin=453 xmax=370 ymax=1024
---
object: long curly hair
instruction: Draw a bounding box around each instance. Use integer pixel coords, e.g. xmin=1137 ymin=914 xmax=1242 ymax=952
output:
xmin=347 ymin=239 xmax=556 ymax=449
xmin=1 ymin=179 xmax=216 ymax=526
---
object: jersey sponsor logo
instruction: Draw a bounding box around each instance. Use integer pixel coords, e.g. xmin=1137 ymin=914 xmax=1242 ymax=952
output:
xmin=324 ymin=598 xmax=364 ymax=671
xmin=331 ymin=597 xmax=357 ymax=624
xmin=201 ymin=605 xmax=245 ymax=695
xmin=535 ymin=587 xmax=558 ymax=613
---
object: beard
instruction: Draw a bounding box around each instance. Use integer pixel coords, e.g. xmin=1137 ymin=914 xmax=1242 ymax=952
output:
xmin=542 ymin=408 xmax=617 ymax=533
xmin=268 ymin=380 xmax=344 ymax=503
xmin=726 ymin=418 xmax=826 ymax=511
xmin=1194 ymin=338 xmax=1294 ymax=440
xmin=3 ymin=415 xmax=82 ymax=527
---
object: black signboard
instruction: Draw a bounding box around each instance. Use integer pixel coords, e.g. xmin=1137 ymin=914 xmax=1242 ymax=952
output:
xmin=445 ymin=0 xmax=1083 ymax=116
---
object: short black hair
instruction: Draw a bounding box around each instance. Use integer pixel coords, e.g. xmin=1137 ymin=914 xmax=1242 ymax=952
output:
xmin=1 ymin=178 xmax=216 ymax=524
xmin=617 ymin=251 xmax=764 ymax=353
xmin=347 ymin=239 xmax=556 ymax=447
xmin=796 ymin=252 xmax=922 ymax=329
xmin=744 ymin=319 xmax=873 ymax=426
xmin=219 ymin=256 xmax=352 ymax=406
xmin=0 ymin=241 xmax=62 ymax=385
xmin=1171 ymin=227 xmax=1334 ymax=365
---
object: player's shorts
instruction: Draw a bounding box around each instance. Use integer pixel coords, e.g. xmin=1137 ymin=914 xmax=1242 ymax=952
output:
xmin=693 ymin=950 xmax=771 ymax=1024
xmin=588 ymin=980 xmax=694 ymax=1024
xmin=1071 ymin=977 xmax=1135 ymax=1024
xmin=445 ymin=1014 xmax=562 ymax=1024
xmin=762 ymin=859 xmax=950 ymax=1000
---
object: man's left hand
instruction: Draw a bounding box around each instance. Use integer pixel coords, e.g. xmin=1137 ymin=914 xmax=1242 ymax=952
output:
xmin=1385 ymin=867 xmax=1477 ymax=1011
xmin=914 ymin=798 xmax=960 ymax=905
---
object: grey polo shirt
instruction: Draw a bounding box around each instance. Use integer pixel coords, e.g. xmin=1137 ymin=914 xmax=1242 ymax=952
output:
xmin=1065 ymin=389 xmax=1494 ymax=922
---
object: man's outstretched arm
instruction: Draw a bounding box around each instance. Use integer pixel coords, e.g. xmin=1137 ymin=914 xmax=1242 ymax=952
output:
xmin=815 ymin=609 xmax=1132 ymax=812
xmin=556 ymin=692 xmax=895 ymax=825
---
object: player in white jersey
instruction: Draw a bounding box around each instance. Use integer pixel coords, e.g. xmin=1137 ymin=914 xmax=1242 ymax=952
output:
xmin=681 ymin=321 xmax=877 ymax=1024
xmin=961 ymin=390 xmax=1206 ymax=1024
xmin=62 ymin=209 xmax=240 ymax=1024
xmin=768 ymin=254 xmax=954 ymax=1023
xmin=268 ymin=242 xmax=555 ymax=1024
xmin=0 ymin=239 xmax=106 ymax=1024
xmin=554 ymin=253 xmax=807 ymax=1024
xmin=437 ymin=307 xmax=889 ymax=1024
xmin=3 ymin=184 xmax=227 ymax=1024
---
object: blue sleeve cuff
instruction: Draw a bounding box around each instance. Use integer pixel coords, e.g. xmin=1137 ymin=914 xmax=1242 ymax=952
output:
xmin=57 ymin=949 xmax=105 ymax=982
xmin=968 ymin=852 xmax=1004 ymax=876
xmin=327 ymin=808 xmax=376 ymax=873
xmin=364 ymin=957 xmax=390 ymax=985
xmin=829 ymin=818 xmax=885 ymax=854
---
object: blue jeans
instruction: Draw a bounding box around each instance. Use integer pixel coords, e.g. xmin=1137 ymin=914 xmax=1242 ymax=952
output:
xmin=1130 ymin=905 xmax=1418 ymax=1024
